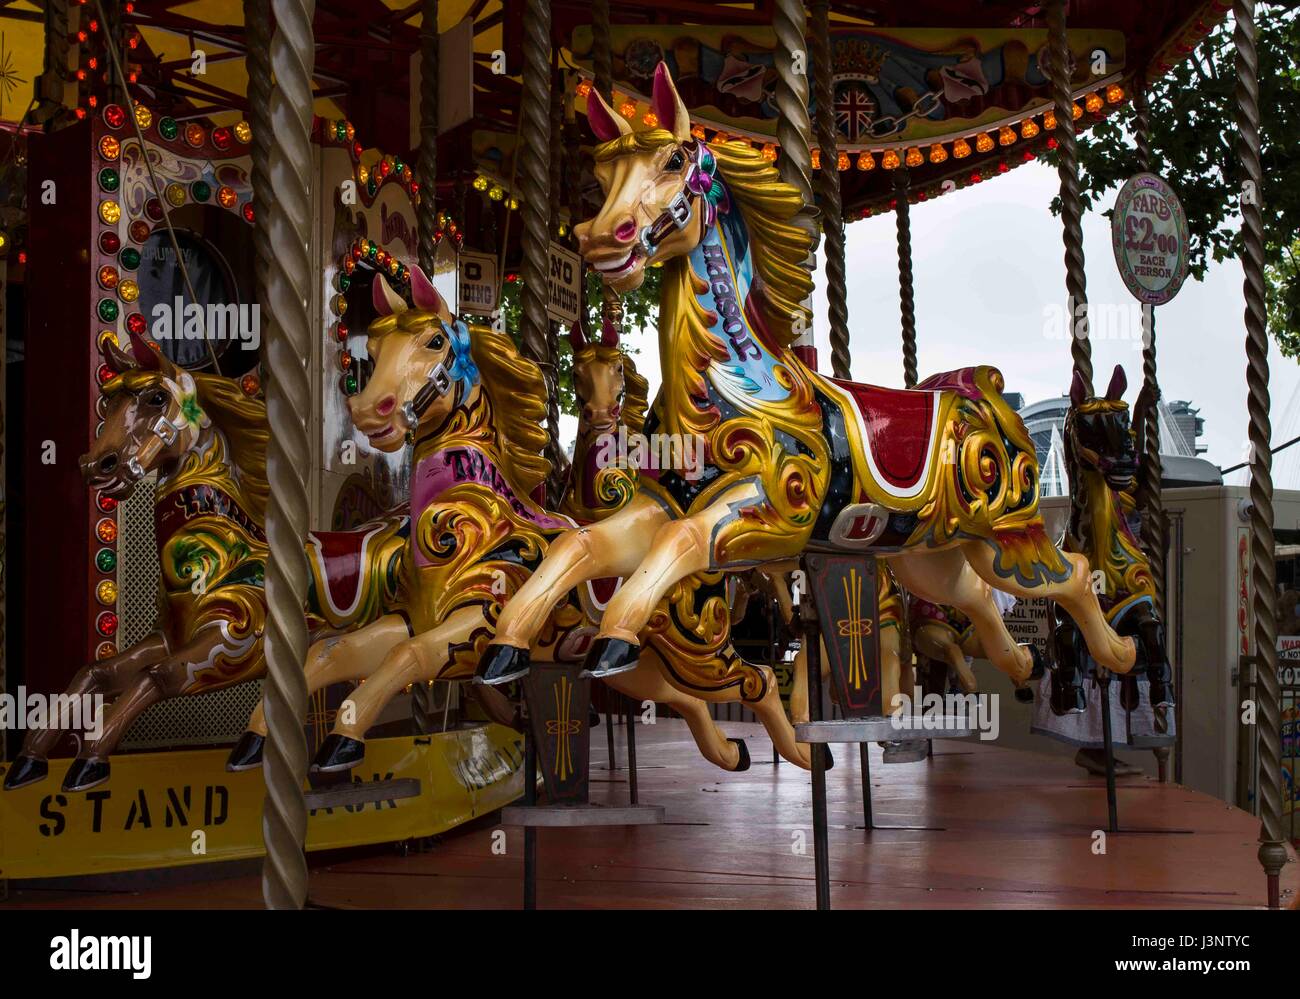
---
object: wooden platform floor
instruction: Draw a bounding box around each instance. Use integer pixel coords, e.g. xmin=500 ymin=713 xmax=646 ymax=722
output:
xmin=7 ymin=719 xmax=1296 ymax=909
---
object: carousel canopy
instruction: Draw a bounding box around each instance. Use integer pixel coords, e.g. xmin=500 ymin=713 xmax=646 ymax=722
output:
xmin=0 ymin=0 xmax=1229 ymax=221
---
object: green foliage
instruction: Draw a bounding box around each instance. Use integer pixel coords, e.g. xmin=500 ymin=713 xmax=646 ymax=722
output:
xmin=1058 ymin=5 xmax=1300 ymax=355
xmin=495 ymin=265 xmax=662 ymax=414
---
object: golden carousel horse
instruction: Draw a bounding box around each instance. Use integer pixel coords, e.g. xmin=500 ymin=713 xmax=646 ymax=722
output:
xmin=231 ymin=269 xmax=810 ymax=775
xmin=477 ymin=62 xmax=1135 ymax=702
xmin=4 ymin=333 xmax=406 ymax=793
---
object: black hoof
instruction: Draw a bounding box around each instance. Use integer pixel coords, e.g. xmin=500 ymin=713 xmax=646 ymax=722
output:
xmin=311 ymin=734 xmax=365 ymax=773
xmin=62 ymin=757 xmax=110 ymax=793
xmin=226 ymin=731 xmax=265 ymax=772
xmin=580 ymin=637 xmax=640 ymax=680
xmin=1049 ymin=666 xmax=1088 ymax=716
xmin=1014 ymin=685 xmax=1035 ymax=704
xmin=3 ymin=755 xmax=48 ymax=791
xmin=728 ymin=738 xmax=751 ymax=772
xmin=475 ymin=644 xmax=531 ymax=686
xmin=1027 ymin=642 xmax=1047 ymax=680
xmin=819 ymin=746 xmax=835 ymax=771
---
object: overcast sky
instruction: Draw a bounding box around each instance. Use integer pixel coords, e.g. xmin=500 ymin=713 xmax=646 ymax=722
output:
xmin=565 ymin=160 xmax=1300 ymax=491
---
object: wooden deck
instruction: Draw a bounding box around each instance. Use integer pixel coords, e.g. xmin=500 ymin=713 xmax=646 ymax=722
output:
xmin=6 ymin=719 xmax=1296 ymax=909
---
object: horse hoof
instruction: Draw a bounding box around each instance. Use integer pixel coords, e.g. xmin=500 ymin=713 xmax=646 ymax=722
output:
xmin=226 ymin=731 xmax=265 ymax=772
xmin=821 ymin=746 xmax=835 ymax=771
xmin=1014 ymin=685 xmax=1035 ymax=704
xmin=3 ymin=755 xmax=48 ymax=791
xmin=475 ymin=644 xmax=531 ymax=686
xmin=580 ymin=637 xmax=640 ymax=680
xmin=62 ymin=757 xmax=110 ymax=793
xmin=728 ymin=738 xmax=751 ymax=772
xmin=311 ymin=734 xmax=365 ymax=773
xmin=1026 ymin=643 xmax=1047 ymax=680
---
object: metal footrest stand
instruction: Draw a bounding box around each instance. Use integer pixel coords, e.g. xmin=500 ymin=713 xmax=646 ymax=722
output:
xmin=500 ymin=665 xmax=663 ymax=908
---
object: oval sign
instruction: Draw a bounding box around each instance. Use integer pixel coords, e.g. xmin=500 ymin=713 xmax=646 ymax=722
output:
xmin=1111 ymin=172 xmax=1190 ymax=306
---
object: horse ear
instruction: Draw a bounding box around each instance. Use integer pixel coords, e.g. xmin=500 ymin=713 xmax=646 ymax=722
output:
xmin=1106 ymin=364 xmax=1127 ymax=401
xmin=586 ymin=87 xmax=632 ymax=143
xmin=567 ymin=321 xmax=588 ymax=351
xmin=651 ymin=61 xmax=691 ymax=142
xmin=409 ymin=264 xmax=447 ymax=317
xmin=1069 ymin=369 xmax=1087 ymax=408
xmin=100 ymin=333 xmax=138 ymax=374
xmin=128 ymin=331 xmax=163 ymax=372
xmin=599 ymin=315 xmax=619 ymax=347
xmin=372 ymin=273 xmax=406 ymax=317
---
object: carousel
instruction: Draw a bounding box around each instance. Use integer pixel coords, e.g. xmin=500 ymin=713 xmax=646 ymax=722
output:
xmin=0 ymin=0 xmax=1293 ymax=914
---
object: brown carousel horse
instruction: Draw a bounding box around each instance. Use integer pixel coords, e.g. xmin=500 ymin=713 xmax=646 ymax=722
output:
xmin=477 ymin=63 xmax=1135 ymax=697
xmin=1048 ymin=365 xmax=1174 ymax=719
xmin=231 ymin=271 xmax=808 ymax=775
xmin=4 ymin=334 xmax=406 ymax=793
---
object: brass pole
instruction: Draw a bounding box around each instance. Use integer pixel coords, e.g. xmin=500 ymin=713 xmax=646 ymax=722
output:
xmin=1233 ymin=0 xmax=1286 ymax=909
xmin=416 ymin=0 xmax=439 ymax=274
xmin=810 ymin=0 xmax=849 ymax=378
xmin=260 ymin=0 xmax=314 ymax=910
xmin=895 ymin=170 xmax=917 ymax=388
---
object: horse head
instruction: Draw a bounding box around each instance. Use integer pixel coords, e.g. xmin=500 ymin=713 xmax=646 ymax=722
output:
xmin=576 ymin=62 xmax=712 ymax=295
xmin=83 ymin=332 xmax=209 ymax=498
xmin=571 ymin=318 xmax=632 ymax=437
xmin=1067 ymin=364 xmax=1139 ymax=493
xmin=348 ymin=265 xmax=468 ymax=452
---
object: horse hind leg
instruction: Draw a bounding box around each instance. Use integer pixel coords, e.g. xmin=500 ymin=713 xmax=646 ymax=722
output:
xmin=961 ymin=541 xmax=1136 ymax=674
xmin=889 ymin=549 xmax=1034 ymax=688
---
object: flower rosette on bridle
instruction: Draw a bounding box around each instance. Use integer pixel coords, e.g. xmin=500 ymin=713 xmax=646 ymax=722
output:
xmin=687 ymin=144 xmax=727 ymax=228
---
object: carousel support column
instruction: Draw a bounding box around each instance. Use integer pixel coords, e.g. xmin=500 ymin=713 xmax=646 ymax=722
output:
xmin=592 ymin=0 xmax=622 ymax=333
xmin=260 ymin=0 xmax=315 ymax=910
xmin=1134 ymin=84 xmax=1172 ymax=785
xmin=416 ymin=0 xmax=438 ymax=274
xmin=800 ymin=592 xmax=831 ymax=911
xmin=1098 ymin=675 xmax=1119 ymax=832
xmin=1046 ymin=0 xmax=1092 ymax=394
xmin=1234 ymin=0 xmax=1286 ymax=909
xmin=411 ymin=0 xmax=440 ymax=735
xmin=624 ymin=697 xmax=639 ymax=805
xmin=544 ymin=50 xmax=564 ymax=504
xmin=773 ymin=0 xmax=818 ymax=270
xmin=895 ymin=170 xmax=917 ymax=388
xmin=518 ymin=0 xmax=556 ymax=467
xmin=810 ymin=0 xmax=849 ymax=379
xmin=245 ymin=0 xmax=272 ymax=363
xmin=522 ymin=722 xmax=538 ymax=910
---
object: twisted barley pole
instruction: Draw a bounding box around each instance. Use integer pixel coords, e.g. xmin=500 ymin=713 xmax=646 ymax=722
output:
xmin=518 ymin=0 xmax=553 ymax=433
xmin=773 ymin=0 xmax=814 ymax=224
xmin=1233 ymin=0 xmax=1285 ymax=908
xmin=545 ymin=55 xmax=564 ymax=503
xmin=245 ymin=0 xmax=272 ymax=311
xmin=592 ymin=0 xmax=623 ymax=331
xmin=1133 ymin=86 xmax=1165 ymax=618
xmin=260 ymin=0 xmax=314 ymax=911
xmin=895 ymin=170 xmax=917 ymax=388
xmin=1046 ymin=0 xmax=1092 ymax=395
xmin=417 ymin=0 xmax=439 ymax=275
xmin=810 ymin=0 xmax=849 ymax=379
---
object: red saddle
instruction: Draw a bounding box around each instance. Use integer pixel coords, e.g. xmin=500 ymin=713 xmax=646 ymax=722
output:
xmin=307 ymin=518 xmax=407 ymax=619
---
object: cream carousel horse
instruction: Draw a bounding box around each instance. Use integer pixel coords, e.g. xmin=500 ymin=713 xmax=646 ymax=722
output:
xmin=231 ymin=270 xmax=809 ymax=775
xmin=477 ymin=62 xmax=1135 ymax=698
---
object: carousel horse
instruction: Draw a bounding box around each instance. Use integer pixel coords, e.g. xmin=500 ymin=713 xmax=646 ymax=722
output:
xmin=1048 ymin=365 xmax=1174 ymax=719
xmin=3 ymin=334 xmax=406 ymax=793
xmin=231 ymin=271 xmax=809 ymax=776
xmin=476 ymin=62 xmax=1135 ymax=699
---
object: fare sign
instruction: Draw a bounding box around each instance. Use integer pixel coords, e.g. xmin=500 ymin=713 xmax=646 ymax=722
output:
xmin=1111 ymin=172 xmax=1190 ymax=306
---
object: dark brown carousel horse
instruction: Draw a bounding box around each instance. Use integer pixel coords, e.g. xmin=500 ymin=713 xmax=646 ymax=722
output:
xmin=1048 ymin=365 xmax=1174 ymax=720
xmin=4 ymin=334 xmax=405 ymax=793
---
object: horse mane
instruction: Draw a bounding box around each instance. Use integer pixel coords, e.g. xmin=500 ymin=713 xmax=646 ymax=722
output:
xmin=708 ymin=140 xmax=814 ymax=350
xmin=623 ymin=352 xmax=650 ymax=435
xmin=103 ymin=367 xmax=269 ymax=523
xmin=467 ymin=324 xmax=552 ymax=498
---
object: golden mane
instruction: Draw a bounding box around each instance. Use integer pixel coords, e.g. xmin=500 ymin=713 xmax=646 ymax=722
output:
xmin=622 ymin=352 xmax=650 ymax=435
xmin=467 ymin=323 xmax=552 ymax=499
xmin=708 ymin=140 xmax=814 ymax=350
xmin=102 ymin=367 xmax=269 ymax=522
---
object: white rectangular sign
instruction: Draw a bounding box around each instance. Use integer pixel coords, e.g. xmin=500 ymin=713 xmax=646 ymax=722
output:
xmin=458 ymin=251 xmax=499 ymax=315
xmin=1002 ymin=596 xmax=1052 ymax=658
xmin=547 ymin=243 xmax=582 ymax=325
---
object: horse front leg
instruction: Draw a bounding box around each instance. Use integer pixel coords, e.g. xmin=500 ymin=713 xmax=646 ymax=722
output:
xmin=61 ymin=628 xmax=231 ymax=792
xmin=478 ymin=494 xmax=669 ymax=684
xmin=228 ymin=613 xmax=412 ymax=771
xmin=4 ymin=634 xmax=169 ymax=791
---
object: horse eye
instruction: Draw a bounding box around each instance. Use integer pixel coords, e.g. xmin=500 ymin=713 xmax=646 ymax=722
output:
xmin=147 ymin=391 xmax=168 ymax=407
xmin=666 ymin=151 xmax=685 ymax=171
xmin=430 ymin=334 xmax=445 ymax=351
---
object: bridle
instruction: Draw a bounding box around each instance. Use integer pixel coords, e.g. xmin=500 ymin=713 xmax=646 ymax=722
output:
xmin=637 ymin=139 xmax=716 ymax=259
xmin=121 ymin=390 xmax=186 ymax=482
xmin=401 ymin=358 xmax=454 ymax=432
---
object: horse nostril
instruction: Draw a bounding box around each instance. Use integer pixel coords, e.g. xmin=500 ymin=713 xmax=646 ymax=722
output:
xmin=375 ymin=395 xmax=396 ymax=416
xmin=614 ymin=219 xmax=637 ymax=243
xmin=98 ymin=454 xmax=118 ymax=475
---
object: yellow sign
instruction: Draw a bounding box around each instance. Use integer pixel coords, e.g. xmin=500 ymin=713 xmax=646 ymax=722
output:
xmin=0 ymin=725 xmax=522 ymax=879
